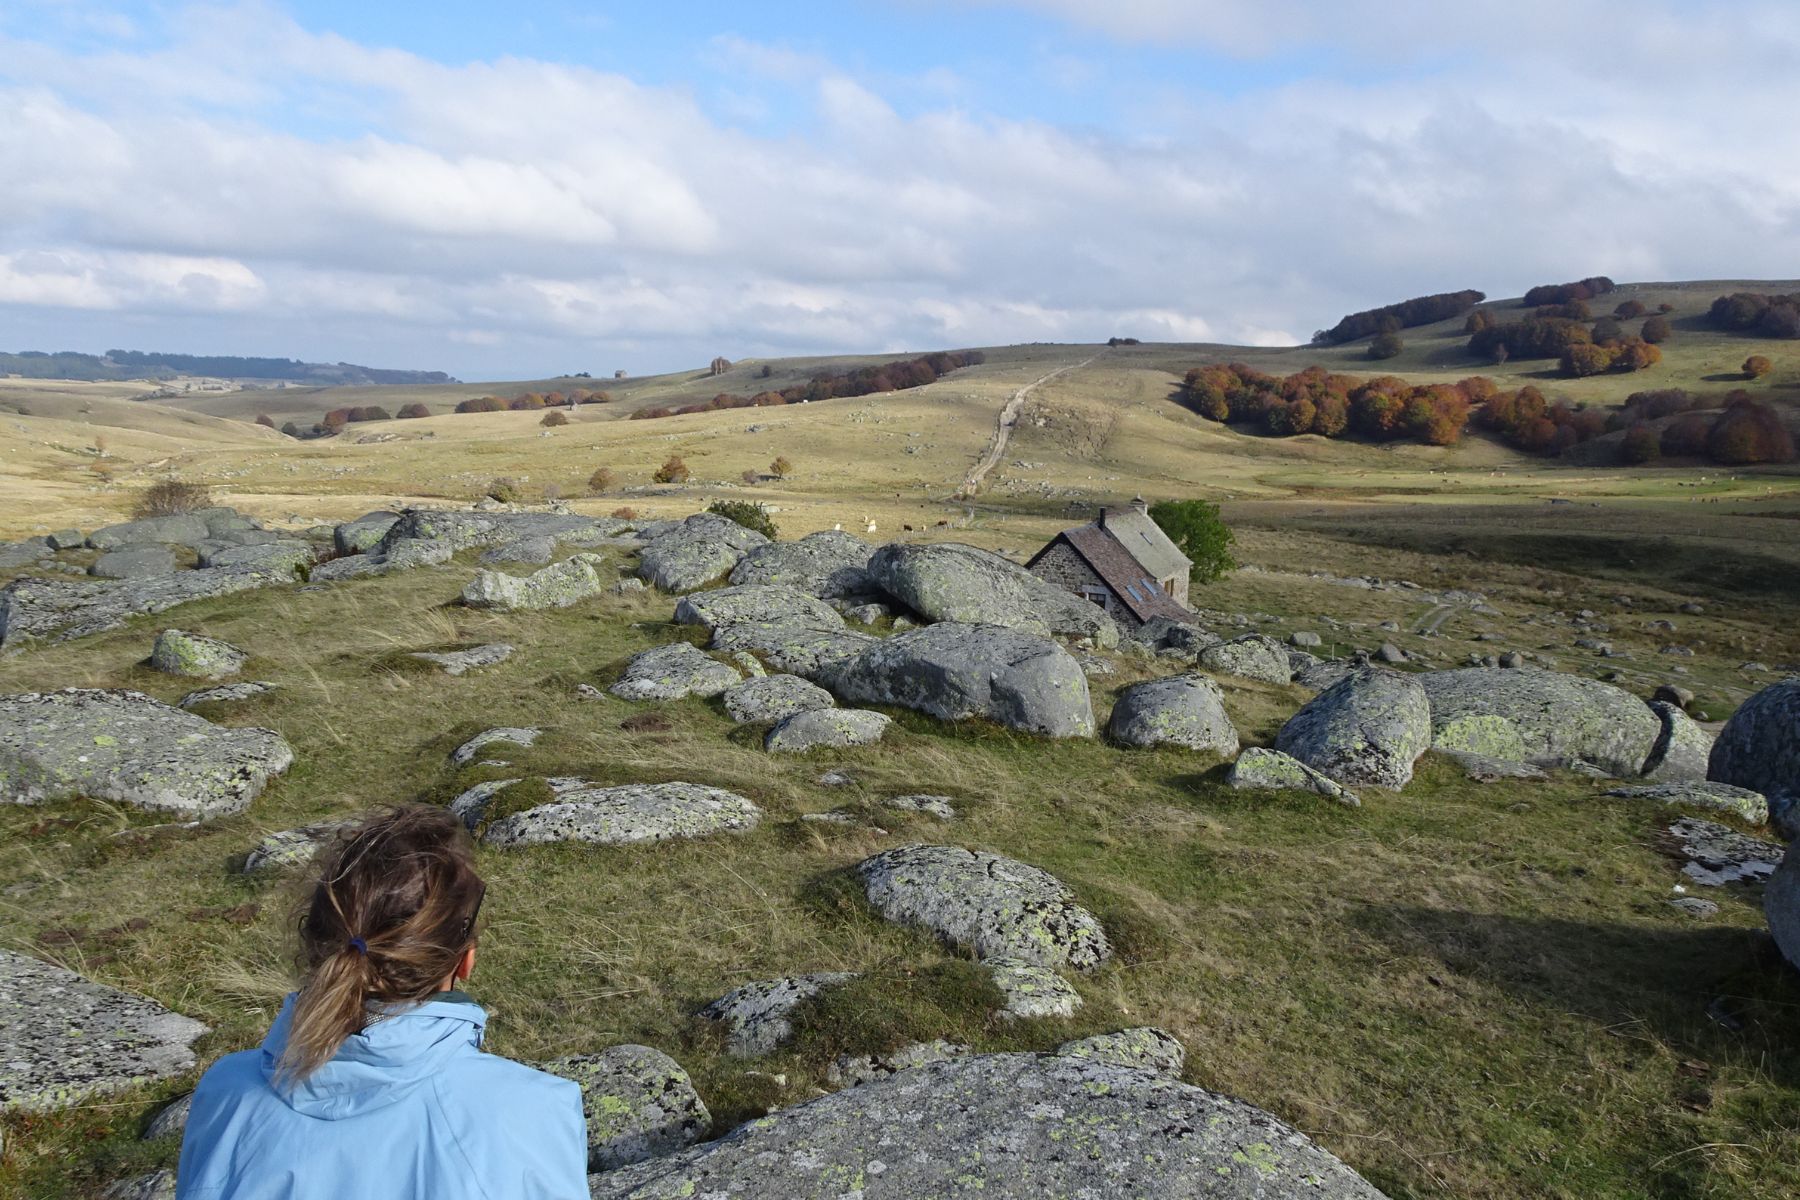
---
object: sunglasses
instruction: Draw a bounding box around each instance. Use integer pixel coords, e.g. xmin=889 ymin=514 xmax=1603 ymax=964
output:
xmin=458 ymin=882 xmax=487 ymax=945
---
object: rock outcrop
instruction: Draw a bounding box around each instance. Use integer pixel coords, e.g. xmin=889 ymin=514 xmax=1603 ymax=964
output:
xmin=243 ymin=822 xmax=352 ymax=872
xmin=483 ymin=782 xmax=761 ymax=848
xmin=1105 ymin=673 xmax=1238 ymax=754
xmin=461 ymin=555 xmax=607 ymax=611
xmin=92 ymin=546 xmax=177 ymax=580
xmin=1418 ymin=667 xmax=1661 ymax=777
xmin=0 ymin=951 xmax=208 ymax=1113
xmin=637 ymin=514 xmax=768 ymax=593
xmin=855 ymin=845 xmax=1110 ymax=971
xmin=986 ymin=957 xmax=1082 ymax=1019
xmin=611 ymin=644 xmax=741 ymax=702
xmin=0 ymin=689 xmax=292 ymax=819
xmin=450 ymin=727 xmax=541 ymax=767
xmin=675 ymin=584 xmax=872 ymax=680
xmin=865 ymin=542 xmax=1119 ymax=647
xmin=407 ymin=643 xmax=514 ymax=675
xmin=538 ymin=1046 xmax=711 ymax=1171
xmin=727 ymin=531 xmax=876 ymax=598
xmin=1641 ymin=701 xmax=1713 ymax=783
xmin=1275 ymin=668 xmax=1431 ymax=790
xmin=588 ymin=1053 xmax=1390 ymax=1200
xmin=825 ymin=623 xmax=1094 ymax=738
xmin=0 ymin=568 xmax=290 ymax=648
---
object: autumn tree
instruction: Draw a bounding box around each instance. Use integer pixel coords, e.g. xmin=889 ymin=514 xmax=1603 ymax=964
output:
xmin=540 ymin=410 xmax=569 ymax=427
xmin=1640 ymin=315 xmax=1673 ymax=343
xmin=770 ymin=456 xmax=792 ymax=478
xmin=654 ymin=455 xmax=690 ymax=484
xmin=587 ymin=467 xmax=616 ymax=494
xmin=1744 ymin=355 xmax=1774 ymax=379
xmin=1561 ymin=343 xmax=1615 ymax=377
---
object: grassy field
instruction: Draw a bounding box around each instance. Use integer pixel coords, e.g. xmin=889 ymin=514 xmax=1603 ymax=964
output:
xmin=3 ymin=278 xmax=1800 ymax=1197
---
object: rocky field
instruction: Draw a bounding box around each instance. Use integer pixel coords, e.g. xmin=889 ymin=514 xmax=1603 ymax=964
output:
xmin=1 ymin=495 xmax=1798 ymax=1199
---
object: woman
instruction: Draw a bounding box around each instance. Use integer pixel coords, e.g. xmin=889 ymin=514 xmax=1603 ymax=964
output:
xmin=177 ymin=806 xmax=589 ymax=1199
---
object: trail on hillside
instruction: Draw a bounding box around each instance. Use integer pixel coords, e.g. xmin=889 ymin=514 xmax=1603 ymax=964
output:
xmin=956 ymin=354 xmax=1097 ymax=498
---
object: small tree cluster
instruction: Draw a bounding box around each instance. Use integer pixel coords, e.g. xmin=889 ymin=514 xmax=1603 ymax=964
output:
xmin=630 ymin=352 xmax=986 ymax=421
xmin=770 ymin=456 xmax=793 ymax=477
xmin=254 ymin=413 xmax=276 ymax=428
xmin=1468 ymin=317 xmax=1592 ymax=361
xmin=396 ymin=403 xmax=432 ymax=419
xmin=322 ymin=405 xmax=392 ymax=426
xmin=1559 ymin=336 xmax=1661 ymax=378
xmin=1312 ymin=289 xmax=1485 ymax=345
xmin=1534 ymin=300 xmax=1592 ymax=321
xmin=707 ymin=500 xmax=779 ymax=539
xmin=653 ymin=455 xmax=690 ymax=484
xmin=1181 ymin=364 xmax=1475 ymax=446
xmin=1522 ymin=276 xmax=1616 ymax=307
xmin=1709 ymin=292 xmax=1800 ymax=339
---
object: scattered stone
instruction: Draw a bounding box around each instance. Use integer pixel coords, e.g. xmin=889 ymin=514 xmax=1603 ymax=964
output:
xmin=537 ymin=1046 xmax=711 ymax=1171
xmin=842 ymin=603 xmax=887 ymax=625
xmin=333 ymin=511 xmax=401 ymax=555
xmin=637 ymin=513 xmax=768 ymax=593
xmin=1440 ymin=751 xmax=1547 ymax=782
xmin=1662 ymin=817 xmax=1784 ymax=886
xmin=1498 ymin=651 xmax=1525 ymax=669
xmin=0 ymin=689 xmax=291 ymax=819
xmin=727 ymin=650 xmax=765 ymax=677
xmin=855 ymin=845 xmax=1110 ymax=971
xmin=816 ymin=770 xmax=855 ymax=788
xmin=1418 ymin=667 xmax=1661 ymax=778
xmin=1275 ymin=668 xmax=1430 ymax=790
xmin=765 ymin=708 xmax=891 ymax=753
xmin=91 ymin=546 xmax=178 ymax=580
xmin=1105 ymin=673 xmax=1238 ymax=754
xmin=986 ymin=957 xmax=1082 ymax=1019
xmin=1670 ymin=897 xmax=1719 ymax=917
xmin=1607 ymin=782 xmax=1769 ymax=825
xmin=866 ymin=541 xmax=1119 ymax=648
xmin=483 ymin=782 xmax=761 ymax=848
xmin=827 ymin=1040 xmax=970 ymax=1088
xmin=825 ymin=623 xmax=1094 ymax=738
xmin=461 ymin=554 xmax=607 ymax=611
xmin=1197 ymin=633 xmax=1294 ymax=684
xmin=243 ymin=822 xmax=352 ymax=872
xmin=727 ymin=530 xmax=875 ymax=598
xmin=142 ymin=1091 xmax=192 ymax=1140
xmin=588 ymin=1053 xmax=1390 ymax=1200
xmin=1290 ymin=631 xmax=1322 ymax=648
xmin=0 ymin=950 xmax=208 ymax=1113
xmin=700 ymin=974 xmax=857 ymax=1056
xmin=1376 ymin=642 xmax=1407 ymax=664
xmin=883 ymin=794 xmax=957 ymax=819
xmin=721 ymin=674 xmax=834 ymax=724
xmin=613 ymin=577 xmax=647 ymax=594
xmin=611 ymin=643 xmax=740 ymax=701
xmin=1227 ymin=747 xmax=1360 ymax=805
xmin=1056 ymin=1027 xmax=1185 ymax=1078
xmin=450 ymin=727 xmax=541 ymax=767
xmin=177 ymin=681 xmax=278 ymax=710
xmin=148 ymin=629 xmax=246 ymax=680
xmin=406 ymin=643 xmax=514 ymax=676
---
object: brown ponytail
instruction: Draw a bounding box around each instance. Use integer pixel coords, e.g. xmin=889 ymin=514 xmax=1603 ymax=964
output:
xmin=278 ymin=805 xmax=485 ymax=1084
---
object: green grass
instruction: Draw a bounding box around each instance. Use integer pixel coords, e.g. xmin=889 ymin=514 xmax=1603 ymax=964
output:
xmin=1 ymin=545 xmax=1798 ymax=1199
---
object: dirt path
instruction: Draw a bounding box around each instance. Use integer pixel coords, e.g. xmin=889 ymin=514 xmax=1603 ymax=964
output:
xmin=956 ymin=354 xmax=1097 ymax=498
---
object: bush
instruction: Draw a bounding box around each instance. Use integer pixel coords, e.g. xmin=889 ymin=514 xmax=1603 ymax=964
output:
xmin=132 ymin=479 xmax=213 ymax=518
xmin=540 ymin=410 xmax=569 ymax=427
xmin=1618 ymin=423 xmax=1661 ymax=464
xmin=653 ymin=455 xmax=690 ymax=484
xmin=1523 ymin=276 xmax=1616 ymax=307
xmin=1744 ymin=355 xmax=1774 ymax=379
xmin=587 ymin=467 xmax=616 ymax=494
xmin=455 ymin=396 xmax=506 ymax=414
xmin=396 ymin=403 xmax=431 ymax=419
xmin=1614 ymin=300 xmax=1647 ymax=319
xmin=1312 ymin=289 xmax=1485 ymax=345
xmin=1464 ymin=309 xmax=1496 ymax=334
xmin=610 ymin=506 xmax=639 ymax=520
xmin=1367 ymin=332 xmax=1403 ymax=360
xmin=486 ymin=478 xmax=523 ymax=503
xmin=707 ymin=500 xmax=779 ymax=540
xmin=1641 ymin=315 xmax=1673 ymax=343
xmin=254 ymin=413 xmax=275 ymax=428
xmin=1707 ymin=397 xmax=1796 ymax=464
xmin=1147 ymin=499 xmax=1235 ymax=585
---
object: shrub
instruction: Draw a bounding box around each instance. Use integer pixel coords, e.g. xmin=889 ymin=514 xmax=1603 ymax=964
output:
xmin=1641 ymin=315 xmax=1673 ymax=343
xmin=1312 ymin=289 xmax=1485 ymax=345
xmin=1560 ymin=343 xmax=1614 ymax=378
xmin=254 ymin=413 xmax=275 ymax=428
xmin=1148 ymin=499 xmax=1235 ymax=585
xmin=486 ymin=478 xmax=523 ymax=503
xmin=1614 ymin=300 xmax=1647 ymax=319
xmin=132 ymin=479 xmax=213 ymax=519
xmin=1618 ymin=423 xmax=1661 ymax=464
xmin=1367 ymin=332 xmax=1404 ymax=360
xmin=1744 ymin=355 xmax=1774 ymax=379
xmin=455 ymin=396 xmax=506 ymax=414
xmin=610 ymin=506 xmax=639 ymax=520
xmin=1707 ymin=397 xmax=1796 ymax=464
xmin=587 ymin=467 xmax=616 ymax=494
xmin=741 ymin=469 xmax=760 ymax=485
xmin=540 ymin=410 xmax=569 ymax=427
xmin=770 ymin=456 xmax=793 ymax=478
xmin=707 ymin=500 xmax=779 ymax=540
xmin=396 ymin=403 xmax=431 ymax=419
xmin=653 ymin=455 xmax=690 ymax=484
xmin=1612 ymin=338 xmax=1662 ymax=372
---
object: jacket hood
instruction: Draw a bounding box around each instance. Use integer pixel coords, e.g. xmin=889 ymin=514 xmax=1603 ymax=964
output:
xmin=259 ymin=992 xmax=487 ymax=1120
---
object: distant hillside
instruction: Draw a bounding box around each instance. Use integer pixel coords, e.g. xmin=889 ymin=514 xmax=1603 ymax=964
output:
xmin=0 ymin=348 xmax=455 ymax=386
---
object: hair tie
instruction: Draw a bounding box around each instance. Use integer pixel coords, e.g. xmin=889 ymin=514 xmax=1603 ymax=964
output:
xmin=347 ymin=936 xmax=368 ymax=955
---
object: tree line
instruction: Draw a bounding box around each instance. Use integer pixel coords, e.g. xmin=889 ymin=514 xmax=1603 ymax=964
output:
xmin=629 ymin=351 xmax=985 ymax=421
xmin=1708 ymin=291 xmax=1800 ymax=339
xmin=1477 ymin=385 xmax=1793 ymax=465
xmin=1311 ymin=289 xmax=1486 ymax=346
xmin=1181 ymin=364 xmax=1477 ymax=445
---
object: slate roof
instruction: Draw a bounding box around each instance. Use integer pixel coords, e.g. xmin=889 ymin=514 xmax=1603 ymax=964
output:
xmin=1096 ymin=507 xmax=1191 ymax=584
xmin=1035 ymin=523 xmax=1192 ymax=625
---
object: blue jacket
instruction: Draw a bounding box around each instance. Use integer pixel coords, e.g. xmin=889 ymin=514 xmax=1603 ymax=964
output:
xmin=176 ymin=992 xmax=588 ymax=1199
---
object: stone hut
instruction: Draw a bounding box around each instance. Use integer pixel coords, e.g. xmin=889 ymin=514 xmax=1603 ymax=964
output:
xmin=1025 ymin=499 xmax=1192 ymax=631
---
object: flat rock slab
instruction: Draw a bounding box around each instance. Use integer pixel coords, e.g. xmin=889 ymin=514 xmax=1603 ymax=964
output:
xmin=480 ymin=536 xmax=556 ymax=565
xmin=1106 ymin=672 xmax=1238 ymax=754
xmin=588 ymin=1052 xmax=1390 ymax=1200
xmin=612 ymin=643 xmax=741 ymax=702
xmin=450 ymin=727 xmax=541 ymax=767
xmin=1607 ymin=782 xmax=1768 ymax=825
xmin=483 ymin=782 xmax=762 ymax=848
xmin=178 ymin=681 xmax=278 ymax=710
xmin=199 ymin=541 xmax=313 ymax=574
xmin=1226 ymin=747 xmax=1360 ymax=806
xmin=728 ymin=530 xmax=876 ymax=598
xmin=987 ymin=957 xmax=1082 ymax=1019
xmin=242 ymin=821 xmax=353 ymax=873
xmin=674 ymin=584 xmax=844 ymax=636
xmin=1056 ymin=1027 xmax=1185 ymax=1078
xmin=0 ymin=689 xmax=293 ymax=819
xmin=0 ymin=569 xmax=284 ymax=648
xmin=1661 ymin=817 xmax=1784 ymax=886
xmin=883 ymin=794 xmax=957 ymax=819
xmin=1275 ymin=667 xmax=1430 ymax=790
xmin=765 ymin=708 xmax=891 ymax=753
xmin=710 ymin=624 xmax=875 ymax=681
xmin=408 ymin=643 xmax=514 ymax=675
xmin=637 ymin=514 xmax=768 ymax=593
xmin=0 ymin=950 xmax=208 ymax=1113
xmin=828 ymin=1039 xmax=970 ymax=1089
xmin=461 ymin=554 xmax=607 ymax=611
xmin=721 ymin=674 xmax=834 ymax=724
xmin=1418 ymin=667 xmax=1660 ymax=778
xmin=867 ymin=541 xmax=1119 ymax=648
xmin=149 ymin=629 xmax=246 ymax=680
xmin=855 ymin=844 xmax=1111 ymax=971
xmin=379 ymin=509 xmax=626 ymax=553
xmin=92 ymin=546 xmax=178 ymax=580
xmin=538 ymin=1046 xmax=712 ymax=1171
xmin=699 ymin=973 xmax=857 ymax=1056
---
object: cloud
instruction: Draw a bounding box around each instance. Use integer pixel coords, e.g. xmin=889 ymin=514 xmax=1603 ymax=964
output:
xmin=0 ymin=3 xmax=1795 ymax=378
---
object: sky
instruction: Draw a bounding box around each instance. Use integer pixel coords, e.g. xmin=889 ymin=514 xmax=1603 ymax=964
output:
xmin=1 ymin=1 xmax=1797 ymax=381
